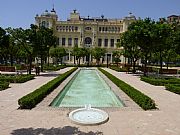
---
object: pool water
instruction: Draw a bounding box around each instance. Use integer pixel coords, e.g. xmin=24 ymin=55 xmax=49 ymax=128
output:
xmin=51 ymin=69 xmax=124 ymax=107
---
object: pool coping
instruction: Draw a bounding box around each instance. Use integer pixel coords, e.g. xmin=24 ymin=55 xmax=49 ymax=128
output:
xmin=34 ymin=67 xmax=142 ymax=112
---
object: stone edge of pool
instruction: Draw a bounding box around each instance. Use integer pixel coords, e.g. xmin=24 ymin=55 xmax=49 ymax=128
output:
xmin=34 ymin=67 xmax=142 ymax=112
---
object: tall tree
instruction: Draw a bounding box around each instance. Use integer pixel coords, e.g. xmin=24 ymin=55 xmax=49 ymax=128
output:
xmin=91 ymin=47 xmax=106 ymax=66
xmin=119 ymin=29 xmax=141 ymax=73
xmin=0 ymin=27 xmax=10 ymax=65
xmin=153 ymin=22 xmax=172 ymax=73
xmin=112 ymin=50 xmax=122 ymax=66
xmin=49 ymin=47 xmax=67 ymax=65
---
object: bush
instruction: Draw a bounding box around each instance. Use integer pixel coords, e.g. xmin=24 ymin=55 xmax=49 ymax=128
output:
xmin=0 ymin=74 xmax=35 ymax=83
xmin=18 ymin=67 xmax=77 ymax=109
xmin=141 ymin=76 xmax=180 ymax=86
xmin=98 ymin=68 xmax=156 ymax=110
xmin=43 ymin=64 xmax=66 ymax=71
xmin=109 ymin=66 xmax=128 ymax=72
xmin=165 ymin=84 xmax=180 ymax=94
xmin=0 ymin=81 xmax=10 ymax=91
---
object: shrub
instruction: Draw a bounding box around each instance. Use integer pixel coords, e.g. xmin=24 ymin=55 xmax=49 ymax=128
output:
xmin=0 ymin=74 xmax=34 ymax=83
xmin=43 ymin=64 xmax=66 ymax=71
xmin=109 ymin=66 xmax=128 ymax=72
xmin=0 ymin=81 xmax=10 ymax=91
xmin=18 ymin=67 xmax=77 ymax=109
xmin=141 ymin=76 xmax=180 ymax=86
xmin=98 ymin=68 xmax=156 ymax=110
xmin=165 ymin=84 xmax=180 ymax=94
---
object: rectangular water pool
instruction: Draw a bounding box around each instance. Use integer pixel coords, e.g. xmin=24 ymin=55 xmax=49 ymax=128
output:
xmin=51 ymin=69 xmax=124 ymax=107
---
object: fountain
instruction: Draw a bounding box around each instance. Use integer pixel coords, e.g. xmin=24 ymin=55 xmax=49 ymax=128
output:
xmin=69 ymin=104 xmax=109 ymax=125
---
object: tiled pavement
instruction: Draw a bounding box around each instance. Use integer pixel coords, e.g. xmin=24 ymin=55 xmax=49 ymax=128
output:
xmin=0 ymin=67 xmax=180 ymax=135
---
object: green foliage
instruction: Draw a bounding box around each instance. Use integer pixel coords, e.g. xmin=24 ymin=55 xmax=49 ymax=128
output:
xmin=0 ymin=81 xmax=9 ymax=91
xmin=165 ymin=84 xmax=180 ymax=94
xmin=49 ymin=47 xmax=67 ymax=64
xmin=43 ymin=64 xmax=66 ymax=71
xmin=141 ymin=76 xmax=180 ymax=86
xmin=91 ymin=47 xmax=106 ymax=65
xmin=109 ymin=66 xmax=128 ymax=72
xmin=0 ymin=74 xmax=34 ymax=83
xmin=98 ymin=68 xmax=156 ymax=110
xmin=18 ymin=67 xmax=77 ymax=109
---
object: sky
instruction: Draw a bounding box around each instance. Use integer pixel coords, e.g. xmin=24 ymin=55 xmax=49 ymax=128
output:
xmin=0 ymin=0 xmax=180 ymax=29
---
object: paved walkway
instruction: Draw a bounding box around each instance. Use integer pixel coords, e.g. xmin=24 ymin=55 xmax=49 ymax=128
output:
xmin=0 ymin=67 xmax=180 ymax=135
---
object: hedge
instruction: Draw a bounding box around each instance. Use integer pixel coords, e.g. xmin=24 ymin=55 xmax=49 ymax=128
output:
xmin=141 ymin=76 xmax=180 ymax=86
xmin=0 ymin=81 xmax=10 ymax=91
xmin=43 ymin=65 xmax=67 ymax=71
xmin=18 ymin=67 xmax=77 ymax=109
xmin=165 ymin=84 xmax=180 ymax=95
xmin=110 ymin=66 xmax=128 ymax=72
xmin=0 ymin=74 xmax=35 ymax=83
xmin=98 ymin=68 xmax=156 ymax=110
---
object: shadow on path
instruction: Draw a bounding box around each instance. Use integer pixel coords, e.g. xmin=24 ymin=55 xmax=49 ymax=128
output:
xmin=11 ymin=126 xmax=103 ymax=135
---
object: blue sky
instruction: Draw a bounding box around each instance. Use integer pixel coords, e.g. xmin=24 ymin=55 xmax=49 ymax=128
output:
xmin=0 ymin=0 xmax=180 ymax=29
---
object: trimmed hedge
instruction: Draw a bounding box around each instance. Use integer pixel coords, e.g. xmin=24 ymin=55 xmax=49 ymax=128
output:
xmin=165 ymin=84 xmax=180 ymax=95
xmin=110 ymin=66 xmax=128 ymax=72
xmin=141 ymin=76 xmax=180 ymax=86
xmin=0 ymin=74 xmax=35 ymax=83
xmin=43 ymin=65 xmax=66 ymax=71
xmin=0 ymin=81 xmax=10 ymax=91
xmin=18 ymin=67 xmax=77 ymax=109
xmin=98 ymin=68 xmax=156 ymax=110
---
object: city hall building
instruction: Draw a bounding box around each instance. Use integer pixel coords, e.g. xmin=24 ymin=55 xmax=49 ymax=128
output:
xmin=35 ymin=8 xmax=136 ymax=64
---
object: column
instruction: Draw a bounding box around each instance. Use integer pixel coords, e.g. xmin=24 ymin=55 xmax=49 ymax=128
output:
xmin=69 ymin=51 xmax=71 ymax=63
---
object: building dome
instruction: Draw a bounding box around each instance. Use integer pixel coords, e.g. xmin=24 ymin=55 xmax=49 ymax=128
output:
xmin=41 ymin=10 xmax=51 ymax=16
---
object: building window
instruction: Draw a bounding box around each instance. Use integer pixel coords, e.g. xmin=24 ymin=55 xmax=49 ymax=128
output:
xmin=102 ymin=27 xmax=105 ymax=31
xmin=42 ymin=21 xmax=46 ymax=27
xmin=66 ymin=26 xmax=68 ymax=31
xmin=74 ymin=38 xmax=78 ymax=46
xmin=111 ymin=39 xmax=114 ymax=47
xmin=68 ymin=38 xmax=72 ymax=46
xmin=98 ymin=38 xmax=102 ymax=47
xmin=99 ymin=27 xmax=101 ymax=32
xmin=72 ymin=26 xmax=74 ymax=31
xmin=63 ymin=26 xmax=65 ymax=31
xmin=104 ymin=39 xmax=108 ymax=47
xmin=117 ymin=39 xmax=120 ymax=43
xmin=62 ymin=38 xmax=66 ymax=46
xmin=75 ymin=27 xmax=78 ymax=31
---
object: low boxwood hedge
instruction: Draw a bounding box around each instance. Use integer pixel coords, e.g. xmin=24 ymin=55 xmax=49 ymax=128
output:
xmin=98 ymin=68 xmax=156 ymax=110
xmin=141 ymin=76 xmax=180 ymax=86
xmin=0 ymin=74 xmax=35 ymax=83
xmin=43 ymin=65 xmax=67 ymax=71
xmin=18 ymin=67 xmax=77 ymax=109
xmin=165 ymin=84 xmax=180 ymax=95
xmin=0 ymin=81 xmax=10 ymax=91
xmin=110 ymin=66 xmax=128 ymax=72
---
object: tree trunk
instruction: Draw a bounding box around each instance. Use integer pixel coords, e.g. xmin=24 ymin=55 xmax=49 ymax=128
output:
xmin=143 ymin=58 xmax=147 ymax=76
xmin=74 ymin=55 xmax=76 ymax=65
xmin=160 ymin=52 xmax=163 ymax=74
xmin=10 ymin=54 xmax=13 ymax=66
xmin=78 ymin=58 xmax=80 ymax=66
xmin=132 ymin=60 xmax=136 ymax=73
xmin=60 ymin=57 xmax=63 ymax=65
xmin=41 ymin=55 xmax=43 ymax=72
xmin=28 ymin=55 xmax=32 ymax=75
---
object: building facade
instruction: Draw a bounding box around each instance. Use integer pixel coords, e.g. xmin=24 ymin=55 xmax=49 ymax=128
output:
xmin=35 ymin=8 xmax=136 ymax=64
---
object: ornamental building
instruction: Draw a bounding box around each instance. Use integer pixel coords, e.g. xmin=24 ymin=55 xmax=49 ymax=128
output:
xmin=35 ymin=8 xmax=136 ymax=64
